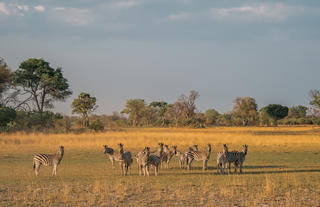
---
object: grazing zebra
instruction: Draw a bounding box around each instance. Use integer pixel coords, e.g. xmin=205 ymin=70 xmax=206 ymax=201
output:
xmin=223 ymin=144 xmax=248 ymax=174
xmin=186 ymin=144 xmax=211 ymax=170
xmin=33 ymin=146 xmax=64 ymax=176
xmin=161 ymin=145 xmax=176 ymax=168
xmin=216 ymin=151 xmax=227 ymax=174
xmin=173 ymin=146 xmax=186 ymax=169
xmin=136 ymin=147 xmax=160 ymax=176
xmin=117 ymin=143 xmax=133 ymax=176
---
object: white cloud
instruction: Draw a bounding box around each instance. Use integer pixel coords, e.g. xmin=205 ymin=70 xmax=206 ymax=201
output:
xmin=0 ymin=2 xmax=10 ymax=15
xmin=52 ymin=8 xmax=94 ymax=26
xmin=210 ymin=3 xmax=305 ymax=22
xmin=110 ymin=0 xmax=143 ymax=9
xmin=166 ymin=12 xmax=190 ymax=21
xmin=34 ymin=5 xmax=45 ymax=12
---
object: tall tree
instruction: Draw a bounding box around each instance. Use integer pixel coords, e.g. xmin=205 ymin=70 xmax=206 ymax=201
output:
xmin=179 ymin=90 xmax=200 ymax=120
xmin=0 ymin=58 xmax=11 ymax=96
xmin=232 ymin=97 xmax=258 ymax=126
xmin=72 ymin=92 xmax=97 ymax=127
xmin=11 ymin=58 xmax=72 ymax=119
xmin=288 ymin=105 xmax=308 ymax=118
xmin=165 ymin=102 xmax=184 ymax=127
xmin=149 ymin=101 xmax=169 ymax=126
xmin=204 ymin=108 xmax=220 ymax=126
xmin=310 ymin=89 xmax=320 ymax=110
xmin=121 ymin=99 xmax=146 ymax=126
xmin=265 ymin=104 xmax=288 ymax=126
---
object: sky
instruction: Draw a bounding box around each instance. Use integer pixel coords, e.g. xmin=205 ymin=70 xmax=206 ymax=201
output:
xmin=0 ymin=0 xmax=320 ymax=115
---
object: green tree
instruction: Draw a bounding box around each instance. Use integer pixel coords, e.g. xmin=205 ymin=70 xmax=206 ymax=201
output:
xmin=72 ymin=92 xmax=97 ymax=127
xmin=179 ymin=90 xmax=200 ymax=120
xmin=0 ymin=58 xmax=12 ymax=95
xmin=232 ymin=97 xmax=258 ymax=126
xmin=0 ymin=107 xmax=16 ymax=128
xmin=288 ymin=105 xmax=308 ymax=118
xmin=265 ymin=104 xmax=288 ymax=126
xmin=11 ymin=58 xmax=72 ymax=120
xmin=204 ymin=108 xmax=220 ymax=126
xmin=89 ymin=119 xmax=105 ymax=132
xmin=310 ymin=89 xmax=320 ymax=110
xmin=149 ymin=101 xmax=169 ymax=126
xmin=121 ymin=99 xmax=146 ymax=126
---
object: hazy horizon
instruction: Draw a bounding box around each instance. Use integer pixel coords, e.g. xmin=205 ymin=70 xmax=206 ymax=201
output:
xmin=1 ymin=0 xmax=319 ymax=115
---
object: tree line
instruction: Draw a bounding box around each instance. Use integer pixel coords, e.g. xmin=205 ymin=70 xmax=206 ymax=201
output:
xmin=0 ymin=57 xmax=319 ymax=133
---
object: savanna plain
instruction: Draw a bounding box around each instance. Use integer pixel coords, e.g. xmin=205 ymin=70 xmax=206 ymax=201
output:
xmin=1 ymin=126 xmax=320 ymax=206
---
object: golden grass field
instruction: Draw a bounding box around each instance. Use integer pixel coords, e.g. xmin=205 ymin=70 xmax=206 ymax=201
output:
xmin=1 ymin=126 xmax=320 ymax=206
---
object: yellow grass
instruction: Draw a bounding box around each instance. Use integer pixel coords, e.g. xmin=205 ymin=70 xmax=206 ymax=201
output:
xmin=1 ymin=126 xmax=320 ymax=206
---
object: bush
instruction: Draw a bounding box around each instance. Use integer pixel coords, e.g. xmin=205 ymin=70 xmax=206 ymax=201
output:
xmin=89 ymin=119 xmax=105 ymax=132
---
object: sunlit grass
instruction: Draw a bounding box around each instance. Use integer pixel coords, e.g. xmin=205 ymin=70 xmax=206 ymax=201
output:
xmin=1 ymin=126 xmax=320 ymax=206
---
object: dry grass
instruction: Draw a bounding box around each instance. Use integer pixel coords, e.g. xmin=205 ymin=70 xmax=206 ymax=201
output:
xmin=1 ymin=126 xmax=320 ymax=206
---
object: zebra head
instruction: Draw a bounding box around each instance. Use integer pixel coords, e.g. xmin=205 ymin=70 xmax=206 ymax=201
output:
xmin=207 ymin=144 xmax=212 ymax=152
xmin=103 ymin=145 xmax=114 ymax=155
xmin=172 ymin=145 xmax=177 ymax=155
xmin=223 ymin=144 xmax=229 ymax=154
xmin=242 ymin=145 xmax=248 ymax=155
xmin=118 ymin=143 xmax=124 ymax=153
xmin=189 ymin=145 xmax=198 ymax=151
xmin=164 ymin=145 xmax=169 ymax=153
xmin=57 ymin=146 xmax=64 ymax=156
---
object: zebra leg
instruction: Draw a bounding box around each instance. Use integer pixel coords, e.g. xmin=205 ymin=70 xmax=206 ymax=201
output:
xmin=110 ymin=157 xmax=115 ymax=169
xmin=52 ymin=164 xmax=57 ymax=176
xmin=228 ymin=162 xmax=231 ymax=174
xmin=179 ymin=160 xmax=182 ymax=169
xmin=139 ymin=165 xmax=142 ymax=176
xmin=203 ymin=160 xmax=208 ymax=170
xmin=35 ymin=164 xmax=40 ymax=176
xmin=155 ymin=165 xmax=158 ymax=176
xmin=239 ymin=162 xmax=243 ymax=174
xmin=145 ymin=165 xmax=150 ymax=176
xmin=187 ymin=158 xmax=193 ymax=170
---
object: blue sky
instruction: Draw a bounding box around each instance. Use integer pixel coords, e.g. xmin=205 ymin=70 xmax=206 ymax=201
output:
xmin=1 ymin=0 xmax=319 ymax=115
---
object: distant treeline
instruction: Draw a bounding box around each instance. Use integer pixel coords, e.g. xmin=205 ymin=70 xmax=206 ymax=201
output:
xmin=1 ymin=58 xmax=320 ymax=133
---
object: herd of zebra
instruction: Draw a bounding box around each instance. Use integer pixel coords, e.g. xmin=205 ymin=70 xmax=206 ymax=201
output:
xmin=32 ymin=144 xmax=248 ymax=177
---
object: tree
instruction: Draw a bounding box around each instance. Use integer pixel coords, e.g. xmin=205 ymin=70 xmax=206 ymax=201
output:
xmin=204 ymin=108 xmax=220 ymax=126
xmin=0 ymin=107 xmax=16 ymax=128
xmin=72 ymin=92 xmax=97 ymax=127
xmin=165 ymin=102 xmax=184 ymax=127
xmin=121 ymin=99 xmax=146 ymax=126
xmin=232 ymin=97 xmax=258 ymax=126
xmin=179 ymin=90 xmax=200 ymax=120
xmin=0 ymin=57 xmax=12 ymax=95
xmin=149 ymin=101 xmax=169 ymax=126
xmin=11 ymin=58 xmax=72 ymax=120
xmin=288 ymin=105 xmax=307 ymax=118
xmin=265 ymin=104 xmax=288 ymax=126
xmin=310 ymin=89 xmax=320 ymax=110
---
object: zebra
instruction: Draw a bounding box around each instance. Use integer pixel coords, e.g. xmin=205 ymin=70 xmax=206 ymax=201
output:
xmin=186 ymin=144 xmax=211 ymax=170
xmin=223 ymin=144 xmax=248 ymax=174
xmin=216 ymin=151 xmax=228 ymax=174
xmin=161 ymin=145 xmax=176 ymax=169
xmin=136 ymin=147 xmax=160 ymax=176
xmin=185 ymin=144 xmax=198 ymax=166
xmin=234 ymin=145 xmax=248 ymax=174
xmin=103 ymin=145 xmax=122 ymax=169
xmin=151 ymin=142 xmax=164 ymax=167
xmin=117 ymin=143 xmax=133 ymax=176
xmin=173 ymin=146 xmax=186 ymax=169
xmin=33 ymin=146 xmax=64 ymax=176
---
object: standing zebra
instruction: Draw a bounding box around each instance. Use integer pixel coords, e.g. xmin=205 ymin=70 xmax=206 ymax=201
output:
xmin=185 ymin=144 xmax=198 ymax=166
xmin=186 ymin=144 xmax=211 ymax=170
xmin=151 ymin=143 xmax=164 ymax=167
xmin=33 ymin=146 xmax=64 ymax=176
xmin=117 ymin=143 xmax=133 ymax=176
xmin=223 ymin=144 xmax=248 ymax=174
xmin=173 ymin=146 xmax=186 ymax=169
xmin=216 ymin=151 xmax=228 ymax=174
xmin=162 ymin=145 xmax=176 ymax=169
xmin=136 ymin=147 xmax=160 ymax=176
xmin=103 ymin=145 xmax=122 ymax=169
xmin=234 ymin=145 xmax=248 ymax=174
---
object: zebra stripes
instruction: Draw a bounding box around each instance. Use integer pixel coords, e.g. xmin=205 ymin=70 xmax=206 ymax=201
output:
xmin=33 ymin=146 xmax=64 ymax=176
xmin=186 ymin=144 xmax=211 ymax=170
xmin=136 ymin=147 xmax=160 ymax=176
xmin=104 ymin=144 xmax=133 ymax=175
xmin=223 ymin=144 xmax=248 ymax=174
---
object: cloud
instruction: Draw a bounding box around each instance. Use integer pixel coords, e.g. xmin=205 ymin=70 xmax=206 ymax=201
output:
xmin=210 ymin=3 xmax=305 ymax=22
xmin=34 ymin=5 xmax=45 ymax=12
xmin=52 ymin=7 xmax=94 ymax=26
xmin=0 ymin=2 xmax=10 ymax=15
xmin=110 ymin=0 xmax=143 ymax=9
xmin=166 ymin=12 xmax=190 ymax=21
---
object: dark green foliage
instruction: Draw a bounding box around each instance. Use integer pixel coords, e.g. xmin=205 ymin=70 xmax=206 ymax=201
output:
xmin=265 ymin=104 xmax=289 ymax=126
xmin=121 ymin=99 xmax=146 ymax=126
xmin=89 ymin=119 xmax=105 ymax=132
xmin=72 ymin=92 xmax=97 ymax=127
xmin=204 ymin=109 xmax=220 ymax=126
xmin=288 ymin=105 xmax=308 ymax=118
xmin=0 ymin=58 xmax=12 ymax=94
xmin=232 ymin=97 xmax=258 ymax=126
xmin=0 ymin=107 xmax=16 ymax=127
xmin=11 ymin=58 xmax=72 ymax=114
